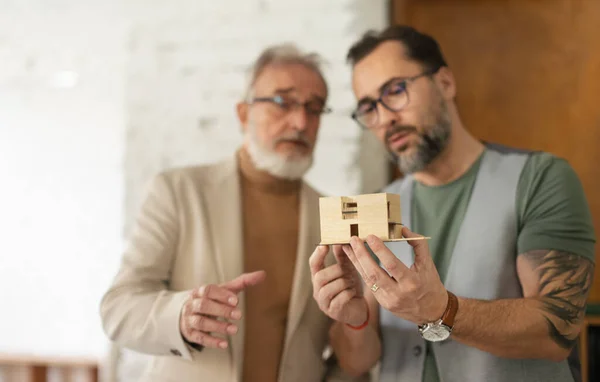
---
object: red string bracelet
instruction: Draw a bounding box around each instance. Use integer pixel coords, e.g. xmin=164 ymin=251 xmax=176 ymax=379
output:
xmin=345 ymin=307 xmax=370 ymax=330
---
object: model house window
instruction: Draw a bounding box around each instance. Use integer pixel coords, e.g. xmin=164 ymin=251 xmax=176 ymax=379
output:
xmin=342 ymin=202 xmax=358 ymax=219
xmin=389 ymin=222 xmax=401 ymax=239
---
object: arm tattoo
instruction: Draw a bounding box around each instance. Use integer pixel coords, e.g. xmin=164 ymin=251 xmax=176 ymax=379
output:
xmin=523 ymin=250 xmax=594 ymax=349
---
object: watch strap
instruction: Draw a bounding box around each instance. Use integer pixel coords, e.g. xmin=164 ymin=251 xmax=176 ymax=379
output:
xmin=441 ymin=290 xmax=459 ymax=328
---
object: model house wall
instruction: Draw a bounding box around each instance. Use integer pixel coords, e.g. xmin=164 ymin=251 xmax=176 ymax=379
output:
xmin=319 ymin=193 xmax=402 ymax=244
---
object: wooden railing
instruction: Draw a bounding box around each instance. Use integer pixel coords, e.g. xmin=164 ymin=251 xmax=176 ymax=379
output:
xmin=0 ymin=354 xmax=99 ymax=382
xmin=581 ymin=315 xmax=600 ymax=382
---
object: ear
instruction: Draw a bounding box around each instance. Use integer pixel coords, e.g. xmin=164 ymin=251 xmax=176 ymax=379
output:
xmin=435 ymin=66 xmax=457 ymax=100
xmin=236 ymin=102 xmax=249 ymax=133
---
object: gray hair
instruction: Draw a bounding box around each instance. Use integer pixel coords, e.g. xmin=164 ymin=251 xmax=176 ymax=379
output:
xmin=243 ymin=43 xmax=328 ymax=100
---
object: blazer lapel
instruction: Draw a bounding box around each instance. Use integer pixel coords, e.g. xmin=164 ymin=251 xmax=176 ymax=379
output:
xmin=283 ymin=182 xmax=319 ymax=347
xmin=204 ymin=156 xmax=245 ymax=380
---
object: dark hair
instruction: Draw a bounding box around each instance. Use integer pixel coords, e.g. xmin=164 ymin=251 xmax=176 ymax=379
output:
xmin=346 ymin=25 xmax=448 ymax=71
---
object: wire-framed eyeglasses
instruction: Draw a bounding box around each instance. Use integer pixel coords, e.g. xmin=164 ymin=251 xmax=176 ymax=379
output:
xmin=249 ymin=95 xmax=332 ymax=116
xmin=351 ymin=67 xmax=441 ymax=129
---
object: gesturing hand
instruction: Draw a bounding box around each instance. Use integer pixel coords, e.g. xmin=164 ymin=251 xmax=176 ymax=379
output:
xmin=309 ymin=244 xmax=368 ymax=326
xmin=180 ymin=270 xmax=266 ymax=349
xmin=343 ymin=226 xmax=448 ymax=325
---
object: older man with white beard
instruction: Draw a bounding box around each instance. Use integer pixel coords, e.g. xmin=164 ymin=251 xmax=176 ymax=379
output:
xmin=100 ymin=44 xmax=363 ymax=382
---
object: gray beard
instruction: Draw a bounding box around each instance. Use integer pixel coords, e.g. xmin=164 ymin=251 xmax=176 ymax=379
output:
xmin=245 ymin=122 xmax=313 ymax=180
xmin=392 ymin=102 xmax=452 ymax=174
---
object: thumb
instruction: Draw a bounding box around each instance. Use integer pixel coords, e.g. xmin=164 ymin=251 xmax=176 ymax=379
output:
xmin=222 ymin=270 xmax=267 ymax=293
xmin=402 ymin=226 xmax=432 ymax=265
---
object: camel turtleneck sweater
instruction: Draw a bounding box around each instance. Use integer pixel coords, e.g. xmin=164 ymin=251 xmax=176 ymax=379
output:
xmin=237 ymin=147 xmax=301 ymax=382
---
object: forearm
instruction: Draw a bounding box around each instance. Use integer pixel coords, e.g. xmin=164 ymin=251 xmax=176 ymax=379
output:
xmin=451 ymin=296 xmax=577 ymax=361
xmin=329 ymin=294 xmax=381 ymax=376
xmin=330 ymin=321 xmax=381 ymax=377
xmin=451 ymin=249 xmax=595 ymax=362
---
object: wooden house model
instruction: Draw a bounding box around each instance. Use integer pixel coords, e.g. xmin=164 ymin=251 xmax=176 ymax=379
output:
xmin=318 ymin=193 xmax=405 ymax=245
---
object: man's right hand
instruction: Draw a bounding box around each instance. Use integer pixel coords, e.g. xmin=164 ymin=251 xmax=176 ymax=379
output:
xmin=180 ymin=270 xmax=266 ymax=349
xmin=309 ymin=244 xmax=368 ymax=327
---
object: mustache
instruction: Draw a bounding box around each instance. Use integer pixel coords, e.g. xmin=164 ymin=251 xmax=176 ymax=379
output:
xmin=384 ymin=124 xmax=418 ymax=143
xmin=274 ymin=132 xmax=312 ymax=148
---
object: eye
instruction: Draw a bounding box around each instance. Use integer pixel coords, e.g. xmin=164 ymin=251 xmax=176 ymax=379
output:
xmin=272 ymin=95 xmax=293 ymax=109
xmin=356 ymin=101 xmax=376 ymax=115
xmin=305 ymin=100 xmax=326 ymax=114
xmin=386 ymin=81 xmax=407 ymax=96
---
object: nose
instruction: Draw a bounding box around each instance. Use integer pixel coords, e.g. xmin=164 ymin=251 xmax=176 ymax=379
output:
xmin=289 ymin=106 xmax=309 ymax=131
xmin=376 ymin=102 xmax=400 ymax=129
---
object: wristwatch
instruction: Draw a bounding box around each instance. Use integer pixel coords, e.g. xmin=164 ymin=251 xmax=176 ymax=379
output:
xmin=418 ymin=290 xmax=459 ymax=342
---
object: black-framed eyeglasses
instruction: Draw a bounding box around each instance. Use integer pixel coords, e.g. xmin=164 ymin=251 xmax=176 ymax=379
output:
xmin=351 ymin=67 xmax=441 ymax=129
xmin=248 ymin=95 xmax=332 ymax=116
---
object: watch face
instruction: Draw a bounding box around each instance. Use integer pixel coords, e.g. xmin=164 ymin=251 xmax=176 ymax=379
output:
xmin=421 ymin=324 xmax=451 ymax=342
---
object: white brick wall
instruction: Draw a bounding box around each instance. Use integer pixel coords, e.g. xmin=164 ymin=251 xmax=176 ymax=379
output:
xmin=0 ymin=0 xmax=389 ymax=380
xmin=0 ymin=0 xmax=126 ymax=365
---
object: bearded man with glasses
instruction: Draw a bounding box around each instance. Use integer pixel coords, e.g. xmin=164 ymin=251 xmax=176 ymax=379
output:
xmin=310 ymin=25 xmax=595 ymax=382
xmin=101 ymin=43 xmax=364 ymax=382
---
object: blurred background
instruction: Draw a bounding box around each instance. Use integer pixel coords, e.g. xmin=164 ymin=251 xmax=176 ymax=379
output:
xmin=0 ymin=0 xmax=599 ymax=381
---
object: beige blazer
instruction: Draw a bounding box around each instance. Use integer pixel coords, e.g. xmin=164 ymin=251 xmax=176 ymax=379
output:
xmin=100 ymin=156 xmax=361 ymax=382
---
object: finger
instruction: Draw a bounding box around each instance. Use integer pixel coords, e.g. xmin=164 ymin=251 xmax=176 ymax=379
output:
xmin=334 ymin=246 xmax=363 ymax=290
xmin=187 ymin=329 xmax=229 ymax=349
xmin=363 ymin=234 xmax=410 ymax=281
xmin=349 ymin=236 xmax=397 ymax=289
xmin=309 ymin=245 xmax=330 ymax=276
xmin=342 ymin=244 xmax=368 ymax=282
xmin=333 ymin=245 xmax=354 ymax=270
xmin=328 ymin=289 xmax=357 ymax=313
xmin=190 ymin=297 xmax=242 ymax=320
xmin=317 ymin=277 xmax=356 ymax=308
xmin=222 ymin=271 xmax=267 ymax=293
xmin=187 ymin=314 xmax=238 ymax=336
xmin=314 ymin=264 xmax=345 ymax=288
xmin=401 ymin=226 xmax=432 ymax=267
xmin=181 ymin=295 xmax=192 ymax=316
xmin=194 ymin=284 xmax=239 ymax=307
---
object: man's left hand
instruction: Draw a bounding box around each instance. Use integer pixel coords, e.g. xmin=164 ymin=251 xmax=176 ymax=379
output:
xmin=342 ymin=226 xmax=448 ymax=325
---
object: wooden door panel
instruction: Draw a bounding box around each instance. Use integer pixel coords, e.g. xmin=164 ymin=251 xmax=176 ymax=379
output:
xmin=392 ymin=0 xmax=600 ymax=302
